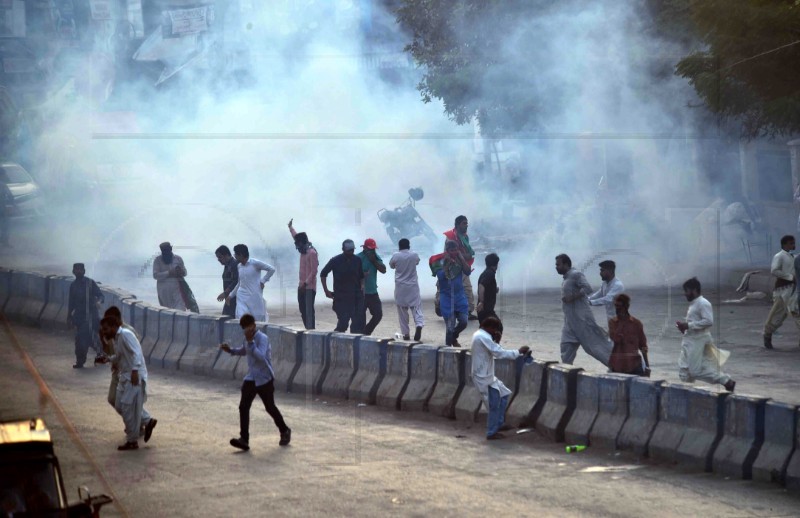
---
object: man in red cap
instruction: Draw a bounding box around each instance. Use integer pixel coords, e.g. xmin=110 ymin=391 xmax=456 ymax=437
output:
xmin=357 ymin=238 xmax=386 ymax=335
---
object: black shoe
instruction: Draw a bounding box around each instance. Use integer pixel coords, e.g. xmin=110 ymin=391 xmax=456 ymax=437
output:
xmin=413 ymin=326 xmax=422 ymax=341
xmin=763 ymin=334 xmax=773 ymax=350
xmin=486 ymin=432 xmax=506 ymax=441
xmin=724 ymin=379 xmax=736 ymax=392
xmin=498 ymin=424 xmax=514 ymax=432
xmin=230 ymin=437 xmax=250 ymax=451
xmin=73 ymin=364 xmax=84 ymax=369
xmin=94 ymin=354 xmax=108 ymax=365
xmin=117 ymin=441 xmax=138 ymax=451
xmin=144 ymin=418 xmax=157 ymax=443
xmin=402 ymin=335 xmax=410 ymax=341
xmin=468 ymin=313 xmax=479 ymax=321
xmin=451 ymin=339 xmax=461 ymax=348
xmin=279 ymin=428 xmax=291 ymax=446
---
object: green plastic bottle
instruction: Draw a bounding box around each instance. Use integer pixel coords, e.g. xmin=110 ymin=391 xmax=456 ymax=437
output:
xmin=566 ymin=445 xmax=587 ymax=453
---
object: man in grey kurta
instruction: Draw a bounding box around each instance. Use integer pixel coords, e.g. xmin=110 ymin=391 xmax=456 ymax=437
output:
xmin=556 ymin=254 xmax=612 ymax=367
xmin=100 ymin=315 xmax=158 ymax=450
xmin=152 ymin=241 xmax=189 ymax=311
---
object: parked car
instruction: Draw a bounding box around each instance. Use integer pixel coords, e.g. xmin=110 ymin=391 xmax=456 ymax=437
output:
xmin=0 ymin=418 xmax=113 ymax=517
xmin=0 ymin=162 xmax=43 ymax=218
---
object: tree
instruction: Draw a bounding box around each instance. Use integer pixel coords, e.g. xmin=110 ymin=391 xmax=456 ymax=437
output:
xmin=672 ymin=0 xmax=800 ymax=138
xmin=396 ymin=0 xmax=550 ymax=137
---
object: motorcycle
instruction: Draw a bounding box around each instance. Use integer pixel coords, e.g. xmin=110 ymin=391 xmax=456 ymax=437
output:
xmin=377 ymin=187 xmax=438 ymax=250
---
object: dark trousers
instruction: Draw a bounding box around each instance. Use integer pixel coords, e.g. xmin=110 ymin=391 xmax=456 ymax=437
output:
xmin=445 ymin=311 xmax=468 ymax=346
xmin=0 ymin=214 xmax=8 ymax=245
xmin=298 ymin=289 xmax=316 ymax=329
xmin=362 ymin=293 xmax=383 ymax=336
xmin=222 ymin=297 xmax=237 ymax=318
xmin=334 ymin=295 xmax=363 ymax=333
xmin=239 ymin=380 xmax=288 ymax=442
xmin=74 ymin=320 xmax=100 ymax=366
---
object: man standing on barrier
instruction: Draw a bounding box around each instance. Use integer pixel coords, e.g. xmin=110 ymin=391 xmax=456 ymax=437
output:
xmin=153 ymin=242 xmax=199 ymax=313
xmin=763 ymin=235 xmax=799 ymax=349
xmin=477 ymin=253 xmax=501 ymax=325
xmin=99 ymin=314 xmax=158 ymax=451
xmin=676 ymin=277 xmax=736 ymax=392
xmin=588 ymin=260 xmax=625 ymax=329
xmin=390 ymin=238 xmax=424 ymax=341
xmin=432 ymin=240 xmax=471 ymax=347
xmin=220 ymin=244 xmax=275 ymax=323
xmin=470 ymin=316 xmax=530 ymax=440
xmin=220 ymin=313 xmax=291 ymax=450
xmin=608 ymin=294 xmax=650 ymax=376
xmin=288 ymin=219 xmax=319 ymax=330
xmin=67 ymin=263 xmax=105 ymax=368
xmin=357 ymin=238 xmax=386 ymax=336
xmin=215 ymin=245 xmax=239 ymax=318
xmin=556 ymin=254 xmax=612 ymax=367
xmin=321 ymin=239 xmax=365 ymax=333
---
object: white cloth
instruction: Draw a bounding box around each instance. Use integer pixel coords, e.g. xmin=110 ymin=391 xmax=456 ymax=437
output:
xmin=771 ymin=250 xmax=795 ymax=283
xmin=678 ymin=295 xmax=731 ymax=386
xmin=152 ymin=255 xmax=187 ymax=310
xmin=588 ymin=277 xmax=625 ymax=322
xmin=470 ymin=329 xmax=520 ymax=404
xmin=229 ymin=258 xmax=275 ymax=322
xmin=396 ymin=304 xmax=424 ymax=336
xmin=560 ymin=268 xmax=612 ymax=366
xmin=390 ymin=249 xmax=422 ymax=307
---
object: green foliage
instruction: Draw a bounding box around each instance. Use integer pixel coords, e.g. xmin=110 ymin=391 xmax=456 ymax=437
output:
xmin=672 ymin=0 xmax=800 ymax=137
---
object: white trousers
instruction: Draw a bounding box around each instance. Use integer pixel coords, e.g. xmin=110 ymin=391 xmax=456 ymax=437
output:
xmin=115 ymin=379 xmax=152 ymax=443
xmin=678 ymin=332 xmax=731 ymax=386
xmin=396 ymin=304 xmax=424 ymax=336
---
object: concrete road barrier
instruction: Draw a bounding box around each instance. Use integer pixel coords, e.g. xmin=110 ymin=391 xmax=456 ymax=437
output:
xmin=786 ymin=410 xmax=800 ymax=490
xmin=427 ymin=348 xmax=465 ymax=419
xmin=535 ymin=364 xmax=582 ymax=443
xmin=131 ymin=302 xmax=149 ymax=340
xmin=179 ymin=314 xmax=224 ymax=375
xmin=348 ymin=337 xmax=388 ymax=405
xmin=291 ymin=331 xmax=331 ymax=396
xmin=589 ymin=373 xmax=635 ymax=451
xmin=320 ymin=333 xmax=360 ymax=399
xmin=564 ymin=371 xmax=600 ymax=446
xmin=0 ymin=267 xmax=12 ymax=311
xmin=508 ymin=359 xmax=556 ymax=428
xmin=617 ymin=378 xmax=664 ymax=456
xmin=40 ymin=276 xmax=69 ymax=330
xmin=454 ymin=352 xmax=482 ymax=422
xmin=143 ymin=307 xmax=166 ymax=363
xmin=752 ymin=401 xmax=797 ymax=485
xmin=400 ymin=344 xmax=443 ymax=412
xmin=649 ymin=382 xmax=693 ymax=463
xmin=213 ymin=320 xmax=244 ymax=379
xmin=161 ymin=310 xmax=191 ymax=370
xmin=475 ymin=356 xmax=522 ymax=424
xmin=121 ymin=299 xmax=138 ymax=329
xmin=376 ymin=341 xmax=415 ymax=410
xmin=674 ymin=386 xmax=728 ymax=472
xmin=713 ymin=394 xmax=769 ymax=479
xmin=6 ymin=271 xmax=48 ymax=325
xmin=265 ymin=326 xmax=303 ymax=392
xmin=97 ymin=286 xmax=135 ymax=317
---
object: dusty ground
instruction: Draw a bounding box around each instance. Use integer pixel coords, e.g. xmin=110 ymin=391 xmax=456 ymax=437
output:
xmin=2 ymin=323 xmax=799 ymax=517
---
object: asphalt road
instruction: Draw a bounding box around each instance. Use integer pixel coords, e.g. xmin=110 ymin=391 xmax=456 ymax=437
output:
xmin=2 ymin=322 xmax=799 ymax=517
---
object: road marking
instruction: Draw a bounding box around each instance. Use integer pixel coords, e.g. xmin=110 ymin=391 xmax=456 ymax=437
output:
xmin=1 ymin=316 xmax=129 ymax=517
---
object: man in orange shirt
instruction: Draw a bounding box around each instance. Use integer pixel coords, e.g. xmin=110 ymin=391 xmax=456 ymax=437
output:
xmin=608 ymin=293 xmax=650 ymax=376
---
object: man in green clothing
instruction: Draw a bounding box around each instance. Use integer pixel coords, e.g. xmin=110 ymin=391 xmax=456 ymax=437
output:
xmin=357 ymin=238 xmax=386 ymax=335
xmin=439 ymin=215 xmax=478 ymax=320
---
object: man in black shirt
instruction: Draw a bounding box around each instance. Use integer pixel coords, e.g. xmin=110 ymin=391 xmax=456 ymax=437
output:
xmin=477 ymin=253 xmax=500 ymax=325
xmin=67 ymin=263 xmax=105 ymax=368
xmin=215 ymin=245 xmax=239 ymax=317
xmin=320 ymin=239 xmax=365 ymax=333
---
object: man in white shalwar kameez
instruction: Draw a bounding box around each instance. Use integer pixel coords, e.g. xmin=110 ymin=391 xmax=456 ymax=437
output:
xmin=390 ymin=238 xmax=424 ymax=341
xmin=676 ymin=277 xmax=736 ymax=392
xmin=100 ymin=315 xmax=158 ymax=451
xmin=152 ymin=242 xmax=189 ymax=311
xmin=555 ymin=254 xmax=612 ymax=367
xmin=220 ymin=243 xmax=275 ymax=323
xmin=763 ymin=235 xmax=798 ymax=349
xmin=471 ymin=316 xmax=530 ymax=440
xmin=588 ymin=260 xmax=625 ymax=328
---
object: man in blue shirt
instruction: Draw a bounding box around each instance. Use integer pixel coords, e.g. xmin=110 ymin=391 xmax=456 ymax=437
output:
xmin=220 ymin=314 xmax=291 ymax=450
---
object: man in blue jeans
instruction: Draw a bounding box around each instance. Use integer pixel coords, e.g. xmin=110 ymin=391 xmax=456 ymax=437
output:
xmin=470 ymin=316 xmax=530 ymax=440
xmin=220 ymin=314 xmax=291 ymax=450
xmin=435 ymin=240 xmax=472 ymax=347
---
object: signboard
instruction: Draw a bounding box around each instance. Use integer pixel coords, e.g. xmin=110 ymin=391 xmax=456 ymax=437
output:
xmin=89 ymin=0 xmax=113 ymax=21
xmin=0 ymin=0 xmax=25 ymax=38
xmin=161 ymin=5 xmax=214 ymax=38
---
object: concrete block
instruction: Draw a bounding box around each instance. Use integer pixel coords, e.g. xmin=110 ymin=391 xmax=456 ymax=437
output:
xmin=348 ymin=337 xmax=388 ymax=405
xmin=649 ymin=382 xmax=692 ymax=463
xmin=535 ymin=364 xmax=582 ymax=443
xmin=400 ymin=344 xmax=442 ymax=412
xmin=752 ymin=401 xmax=797 ymax=485
xmin=161 ymin=310 xmax=191 ymax=370
xmin=213 ymin=320 xmax=243 ymax=380
xmin=564 ymin=371 xmax=600 ymax=446
xmin=320 ymin=333 xmax=360 ymax=399
xmin=375 ymin=342 xmax=414 ymax=410
xmin=143 ymin=307 xmax=166 ymax=363
xmin=713 ymin=394 xmax=769 ymax=479
xmin=589 ymin=373 xmax=635 ymax=451
xmin=507 ymin=359 xmax=556 ymax=428
xmin=427 ymin=348 xmax=465 ymax=419
xmin=40 ymin=276 xmax=69 ymax=330
xmin=291 ymin=331 xmax=330 ymax=396
xmin=131 ymin=301 xmax=149 ymax=341
xmin=475 ymin=356 xmax=522 ymax=424
xmin=0 ymin=267 xmax=12 ymax=311
xmin=786 ymin=410 xmax=800 ymax=490
xmin=674 ymin=386 xmax=727 ymax=472
xmin=265 ymin=326 xmax=302 ymax=392
xmin=6 ymin=271 xmax=48 ymax=324
xmin=617 ymin=378 xmax=663 ymax=456
xmin=178 ymin=314 xmax=224 ymax=375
